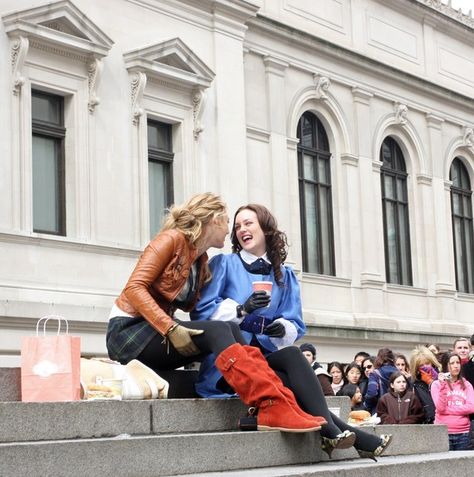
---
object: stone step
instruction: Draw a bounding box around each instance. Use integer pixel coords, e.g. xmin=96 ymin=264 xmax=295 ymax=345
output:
xmin=174 ymin=451 xmax=474 ymax=477
xmin=0 ymin=397 xmax=350 ymax=442
xmin=0 ymin=425 xmax=450 ymax=477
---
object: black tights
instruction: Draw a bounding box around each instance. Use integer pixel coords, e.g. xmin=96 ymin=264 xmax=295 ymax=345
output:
xmin=267 ymin=346 xmax=381 ymax=452
xmin=138 ymin=320 xmax=245 ymax=371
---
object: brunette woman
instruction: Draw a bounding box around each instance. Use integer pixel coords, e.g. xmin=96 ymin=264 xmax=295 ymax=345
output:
xmin=431 ymin=352 xmax=474 ymax=450
xmin=376 ymin=372 xmax=423 ymax=424
xmin=106 ymin=193 xmax=320 ymax=433
xmin=192 ymin=204 xmax=392 ymax=460
xmin=364 ymin=348 xmax=398 ymax=414
xmin=328 ymin=361 xmax=346 ymax=395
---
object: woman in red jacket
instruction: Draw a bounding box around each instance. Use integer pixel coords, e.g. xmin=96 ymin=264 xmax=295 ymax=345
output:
xmin=376 ymin=371 xmax=424 ymax=424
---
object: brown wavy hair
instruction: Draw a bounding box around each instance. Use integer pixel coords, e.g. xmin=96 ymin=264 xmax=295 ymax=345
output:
xmin=230 ymin=204 xmax=288 ymax=286
xmin=440 ymin=351 xmax=466 ymax=391
xmin=374 ymin=348 xmax=395 ymax=368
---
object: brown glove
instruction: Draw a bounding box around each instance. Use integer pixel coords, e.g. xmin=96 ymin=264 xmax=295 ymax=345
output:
xmin=167 ymin=325 xmax=204 ymax=357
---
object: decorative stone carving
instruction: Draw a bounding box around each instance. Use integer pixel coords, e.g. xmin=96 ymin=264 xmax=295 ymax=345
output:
xmin=313 ymin=74 xmax=331 ymax=99
xmin=463 ymin=127 xmax=474 ymax=150
xmin=417 ymin=0 xmax=474 ymax=29
xmin=193 ymin=89 xmax=205 ymax=139
xmin=11 ymin=36 xmax=29 ymax=95
xmin=394 ymin=102 xmax=408 ymax=125
xmin=87 ymin=58 xmax=102 ymax=114
xmin=131 ymin=72 xmax=147 ymax=126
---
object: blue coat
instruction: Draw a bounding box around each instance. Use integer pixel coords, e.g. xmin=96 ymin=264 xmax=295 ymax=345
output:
xmin=364 ymin=364 xmax=398 ymax=413
xmin=190 ymin=253 xmax=305 ymax=397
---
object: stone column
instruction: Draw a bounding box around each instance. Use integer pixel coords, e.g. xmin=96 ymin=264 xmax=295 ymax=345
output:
xmin=263 ymin=55 xmax=290 ymax=230
xmin=352 ymin=87 xmax=386 ymax=321
xmin=210 ymin=1 xmax=259 ymax=213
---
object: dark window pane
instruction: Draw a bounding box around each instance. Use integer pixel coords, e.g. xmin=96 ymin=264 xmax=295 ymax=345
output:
xmin=149 ymin=161 xmax=169 ymax=237
xmin=31 ymin=90 xmax=65 ymax=236
xmin=32 ymin=136 xmax=61 ymax=233
xmin=32 ymin=93 xmax=61 ymax=124
xmin=384 ymin=175 xmax=395 ymax=200
xmin=297 ymin=111 xmax=334 ymax=275
xmin=380 ymin=137 xmax=412 ymax=285
xmin=304 ymin=184 xmax=318 ymax=273
xmin=303 ymin=155 xmax=315 ymax=181
xmin=450 ymin=158 xmax=474 ymax=293
xmin=148 ymin=120 xmax=173 ymax=238
xmin=147 ymin=122 xmax=171 ymax=151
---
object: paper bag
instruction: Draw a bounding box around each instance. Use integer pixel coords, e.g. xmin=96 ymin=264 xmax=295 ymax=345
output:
xmin=21 ymin=316 xmax=81 ymax=402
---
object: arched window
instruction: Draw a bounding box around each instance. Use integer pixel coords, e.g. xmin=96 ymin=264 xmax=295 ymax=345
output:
xmin=450 ymin=158 xmax=474 ymax=293
xmin=380 ymin=137 xmax=412 ymax=285
xmin=296 ymin=111 xmax=335 ymax=275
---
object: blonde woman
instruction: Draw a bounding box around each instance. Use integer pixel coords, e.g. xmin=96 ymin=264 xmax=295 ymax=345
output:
xmin=106 ymin=193 xmax=321 ymax=433
xmin=409 ymin=346 xmax=441 ymax=424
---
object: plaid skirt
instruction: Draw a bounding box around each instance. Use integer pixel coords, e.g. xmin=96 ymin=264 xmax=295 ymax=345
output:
xmin=106 ymin=316 xmax=158 ymax=364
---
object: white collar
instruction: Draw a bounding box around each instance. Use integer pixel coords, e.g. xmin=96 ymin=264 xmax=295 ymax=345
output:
xmin=239 ymin=250 xmax=270 ymax=264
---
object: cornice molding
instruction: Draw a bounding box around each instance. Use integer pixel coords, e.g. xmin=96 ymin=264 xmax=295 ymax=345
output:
xmin=425 ymin=113 xmax=445 ymax=129
xmin=0 ymin=231 xmax=141 ymax=258
xmin=352 ymin=87 xmax=374 ymax=105
xmin=415 ymin=0 xmax=474 ymax=29
xmin=246 ymin=125 xmax=271 ymax=143
xmin=246 ymin=15 xmax=474 ymax=112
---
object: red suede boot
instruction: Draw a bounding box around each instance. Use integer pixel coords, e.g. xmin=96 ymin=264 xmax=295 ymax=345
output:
xmin=215 ymin=343 xmax=322 ymax=432
xmin=243 ymin=345 xmax=328 ymax=428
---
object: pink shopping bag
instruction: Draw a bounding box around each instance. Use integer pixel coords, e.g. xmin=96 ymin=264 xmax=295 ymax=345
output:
xmin=21 ymin=316 xmax=81 ymax=402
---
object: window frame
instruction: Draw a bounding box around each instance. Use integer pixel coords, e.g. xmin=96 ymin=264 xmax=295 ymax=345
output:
xmin=31 ymin=89 xmax=66 ymax=236
xmin=147 ymin=119 xmax=174 ymax=237
xmin=297 ymin=111 xmax=335 ymax=275
xmin=450 ymin=157 xmax=474 ymax=294
xmin=380 ymin=136 xmax=413 ymax=286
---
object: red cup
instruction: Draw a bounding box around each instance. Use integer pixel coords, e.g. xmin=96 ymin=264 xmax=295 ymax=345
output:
xmin=252 ymin=281 xmax=272 ymax=306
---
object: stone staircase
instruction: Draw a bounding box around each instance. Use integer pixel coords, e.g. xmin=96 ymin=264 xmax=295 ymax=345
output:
xmin=1 ymin=367 xmax=473 ymax=477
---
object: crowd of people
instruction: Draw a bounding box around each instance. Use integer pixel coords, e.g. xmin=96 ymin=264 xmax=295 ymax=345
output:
xmin=300 ymin=336 xmax=474 ymax=451
xmin=104 ymin=191 xmax=473 ymax=462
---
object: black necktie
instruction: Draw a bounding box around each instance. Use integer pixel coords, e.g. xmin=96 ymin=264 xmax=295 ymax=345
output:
xmin=240 ymin=255 xmax=272 ymax=275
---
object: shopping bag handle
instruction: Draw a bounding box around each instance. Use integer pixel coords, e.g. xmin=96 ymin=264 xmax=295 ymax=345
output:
xmin=36 ymin=316 xmax=69 ymax=336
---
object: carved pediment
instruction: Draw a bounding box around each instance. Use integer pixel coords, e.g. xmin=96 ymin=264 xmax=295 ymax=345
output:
xmin=38 ymin=16 xmax=90 ymax=41
xmin=2 ymin=0 xmax=113 ymax=59
xmin=124 ymin=37 xmax=215 ymax=90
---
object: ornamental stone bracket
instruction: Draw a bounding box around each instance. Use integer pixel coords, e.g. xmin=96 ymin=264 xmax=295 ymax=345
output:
xmin=10 ymin=36 xmax=29 ymax=95
xmin=462 ymin=126 xmax=474 ymax=152
xmin=87 ymin=58 xmax=103 ymax=114
xmin=394 ymin=102 xmax=408 ymax=125
xmin=192 ymin=88 xmax=206 ymax=140
xmin=313 ymin=74 xmax=331 ymax=100
xmin=130 ymin=71 xmax=147 ymax=126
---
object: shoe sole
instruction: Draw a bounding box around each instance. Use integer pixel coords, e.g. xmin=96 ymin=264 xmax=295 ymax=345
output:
xmin=257 ymin=425 xmax=321 ymax=432
xmin=334 ymin=432 xmax=357 ymax=449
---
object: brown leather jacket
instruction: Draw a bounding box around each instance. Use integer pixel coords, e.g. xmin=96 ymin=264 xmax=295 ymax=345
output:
xmin=116 ymin=229 xmax=208 ymax=336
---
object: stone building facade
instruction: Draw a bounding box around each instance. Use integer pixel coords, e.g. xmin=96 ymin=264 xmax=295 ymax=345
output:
xmin=0 ymin=0 xmax=473 ymax=365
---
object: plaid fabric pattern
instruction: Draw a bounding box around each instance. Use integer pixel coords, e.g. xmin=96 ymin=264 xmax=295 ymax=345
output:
xmin=106 ymin=316 xmax=158 ymax=364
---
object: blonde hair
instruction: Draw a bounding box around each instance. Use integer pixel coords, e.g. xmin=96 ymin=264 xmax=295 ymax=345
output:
xmin=409 ymin=346 xmax=441 ymax=379
xmin=161 ymin=192 xmax=227 ymax=244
